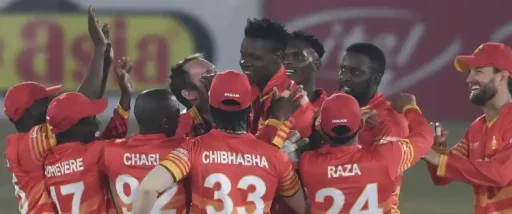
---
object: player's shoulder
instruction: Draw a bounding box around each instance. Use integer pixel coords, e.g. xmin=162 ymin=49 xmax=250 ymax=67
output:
xmin=381 ymin=105 xmax=407 ymax=123
xmin=85 ymin=139 xmax=113 ymax=152
xmin=469 ymin=115 xmax=487 ymax=129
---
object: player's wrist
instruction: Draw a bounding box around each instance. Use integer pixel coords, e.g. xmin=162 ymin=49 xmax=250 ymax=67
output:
xmin=116 ymin=104 xmax=130 ymax=118
xmin=402 ymin=104 xmax=421 ymax=114
xmin=264 ymin=118 xmax=283 ymax=128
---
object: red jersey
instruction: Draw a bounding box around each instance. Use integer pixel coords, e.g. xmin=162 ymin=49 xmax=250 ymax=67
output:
xmin=5 ymin=124 xmax=56 ymax=214
xmin=44 ymin=141 xmax=117 ymax=214
xmin=175 ymin=107 xmax=209 ymax=138
xmin=159 ymin=129 xmax=301 ymax=214
xmin=427 ymin=103 xmax=512 ymax=214
xmin=4 ymin=107 xmax=127 ymax=214
xmin=359 ymin=93 xmax=409 ymax=212
xmin=311 ymin=88 xmax=328 ymax=111
xmin=102 ymin=134 xmax=189 ymax=214
xmin=299 ymin=107 xmax=432 ymax=214
xmin=250 ymin=67 xmax=315 ymax=139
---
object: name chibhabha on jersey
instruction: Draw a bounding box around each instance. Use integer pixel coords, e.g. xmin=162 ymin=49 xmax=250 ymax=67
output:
xmin=202 ymin=151 xmax=269 ymax=168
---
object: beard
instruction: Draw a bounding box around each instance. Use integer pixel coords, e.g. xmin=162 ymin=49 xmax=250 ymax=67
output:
xmin=470 ymin=81 xmax=497 ymax=106
xmin=340 ymin=81 xmax=373 ymax=107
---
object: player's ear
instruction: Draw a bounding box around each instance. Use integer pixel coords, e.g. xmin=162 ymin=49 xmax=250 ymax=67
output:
xmin=181 ymin=89 xmax=197 ymax=101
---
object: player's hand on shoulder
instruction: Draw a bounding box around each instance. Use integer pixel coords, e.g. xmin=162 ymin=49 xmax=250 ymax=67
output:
xmin=114 ymin=57 xmax=134 ymax=95
xmin=361 ymin=109 xmax=378 ymax=128
xmin=268 ymin=82 xmax=305 ymax=121
xmin=429 ymin=122 xmax=448 ymax=153
xmin=391 ymin=92 xmax=417 ymax=113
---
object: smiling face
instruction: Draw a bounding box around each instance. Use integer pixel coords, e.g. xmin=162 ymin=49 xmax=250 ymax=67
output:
xmin=182 ymin=59 xmax=216 ymax=109
xmin=466 ymin=66 xmax=503 ymax=106
xmin=239 ymin=37 xmax=281 ymax=85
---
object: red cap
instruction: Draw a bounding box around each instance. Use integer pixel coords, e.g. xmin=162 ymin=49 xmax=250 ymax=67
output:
xmin=209 ymin=70 xmax=252 ymax=111
xmin=47 ymin=92 xmax=108 ymax=134
xmin=454 ymin=42 xmax=512 ymax=73
xmin=320 ymin=93 xmax=361 ymax=137
xmin=4 ymin=82 xmax=62 ymax=122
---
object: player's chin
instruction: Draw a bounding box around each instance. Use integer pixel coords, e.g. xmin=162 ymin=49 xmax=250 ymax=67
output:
xmin=243 ymin=71 xmax=257 ymax=83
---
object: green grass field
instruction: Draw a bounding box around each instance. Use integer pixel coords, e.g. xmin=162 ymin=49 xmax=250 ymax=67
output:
xmin=0 ymin=119 xmax=474 ymax=214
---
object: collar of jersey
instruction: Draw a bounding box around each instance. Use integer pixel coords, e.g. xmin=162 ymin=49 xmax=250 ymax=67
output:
xmin=251 ymin=66 xmax=289 ymax=102
xmin=319 ymin=143 xmax=363 ymax=154
xmin=130 ymin=133 xmax=168 ymax=141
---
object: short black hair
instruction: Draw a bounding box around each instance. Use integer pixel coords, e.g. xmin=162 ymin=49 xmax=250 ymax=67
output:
xmin=169 ymin=53 xmax=205 ymax=108
xmin=244 ymin=18 xmax=288 ymax=52
xmin=134 ymin=89 xmax=179 ymax=129
xmin=346 ymin=43 xmax=386 ymax=76
xmin=289 ymin=31 xmax=325 ymax=59
xmin=327 ymin=126 xmax=359 ymax=146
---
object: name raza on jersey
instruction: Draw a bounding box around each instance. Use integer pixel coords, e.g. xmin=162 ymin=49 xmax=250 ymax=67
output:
xmin=45 ymin=158 xmax=84 ymax=177
xmin=124 ymin=153 xmax=160 ymax=166
xmin=328 ymin=164 xmax=361 ymax=178
xmin=202 ymin=151 xmax=269 ymax=168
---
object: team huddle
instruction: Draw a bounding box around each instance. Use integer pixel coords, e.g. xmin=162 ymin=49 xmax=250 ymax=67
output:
xmin=4 ymin=5 xmax=512 ymax=214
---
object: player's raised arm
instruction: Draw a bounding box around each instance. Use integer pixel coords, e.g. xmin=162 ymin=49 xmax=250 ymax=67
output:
xmin=134 ymin=143 xmax=193 ymax=213
xmin=77 ymin=5 xmax=109 ymax=99
xmin=100 ymin=57 xmax=133 ymax=139
xmin=383 ymin=93 xmax=433 ymax=178
xmin=276 ymin=151 xmax=307 ymax=214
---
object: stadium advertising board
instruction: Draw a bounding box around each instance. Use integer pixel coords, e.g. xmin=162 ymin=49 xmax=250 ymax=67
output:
xmin=264 ymin=0 xmax=512 ymax=120
xmin=0 ymin=13 xmax=212 ymax=92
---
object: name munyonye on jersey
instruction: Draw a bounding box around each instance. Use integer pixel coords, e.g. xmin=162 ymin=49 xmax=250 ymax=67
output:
xmin=45 ymin=158 xmax=84 ymax=177
xmin=124 ymin=153 xmax=160 ymax=166
xmin=328 ymin=164 xmax=361 ymax=178
xmin=203 ymin=151 xmax=269 ymax=168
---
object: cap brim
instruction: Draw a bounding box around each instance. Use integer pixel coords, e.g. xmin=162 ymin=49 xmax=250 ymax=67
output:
xmin=454 ymin=55 xmax=486 ymax=72
xmin=45 ymin=85 xmax=62 ymax=96
xmin=88 ymin=98 xmax=109 ymax=116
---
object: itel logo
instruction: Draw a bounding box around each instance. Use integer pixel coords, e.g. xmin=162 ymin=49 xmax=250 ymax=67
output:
xmin=285 ymin=7 xmax=463 ymax=96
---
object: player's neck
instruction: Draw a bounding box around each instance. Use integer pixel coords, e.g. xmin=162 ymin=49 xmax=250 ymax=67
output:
xmin=302 ymin=79 xmax=316 ymax=101
xmin=483 ymin=92 xmax=512 ymax=121
xmin=138 ymin=127 xmax=165 ymax=136
xmin=217 ymin=128 xmax=246 ymax=134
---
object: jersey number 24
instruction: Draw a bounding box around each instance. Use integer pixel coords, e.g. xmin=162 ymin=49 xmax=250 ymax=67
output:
xmin=315 ymin=183 xmax=383 ymax=214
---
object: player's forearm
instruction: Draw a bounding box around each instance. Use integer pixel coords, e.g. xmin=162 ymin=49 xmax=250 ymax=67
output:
xmin=403 ymin=106 xmax=434 ymax=163
xmin=100 ymin=105 xmax=129 ymax=139
xmin=97 ymin=47 xmax=112 ymax=99
xmin=425 ymin=161 xmax=452 ymax=186
xmin=77 ymin=46 xmax=106 ymax=99
xmin=119 ymin=90 xmax=132 ymax=112
xmin=284 ymin=189 xmax=308 ymax=214
xmin=133 ymin=189 xmax=158 ymax=214
xmin=438 ymin=154 xmax=512 ymax=186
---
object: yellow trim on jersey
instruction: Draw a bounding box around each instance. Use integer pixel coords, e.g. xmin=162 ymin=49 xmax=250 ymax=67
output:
xmin=437 ymin=154 xmax=448 ymax=177
xmin=264 ymin=119 xmax=283 ymax=127
xmin=116 ymin=104 xmax=130 ymax=119
xmin=402 ymin=104 xmax=421 ymax=114
xmin=397 ymin=139 xmax=414 ymax=172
